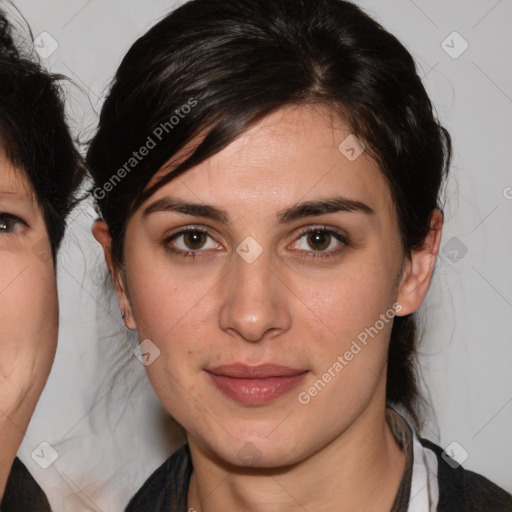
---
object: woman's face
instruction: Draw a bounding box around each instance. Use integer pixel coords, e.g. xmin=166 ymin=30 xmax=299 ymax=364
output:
xmin=0 ymin=151 xmax=58 ymax=418
xmin=108 ymin=105 xmax=435 ymax=468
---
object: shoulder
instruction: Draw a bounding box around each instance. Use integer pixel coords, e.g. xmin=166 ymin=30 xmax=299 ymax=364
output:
xmin=125 ymin=443 xmax=192 ymax=512
xmin=1 ymin=457 xmax=52 ymax=512
xmin=419 ymin=437 xmax=512 ymax=512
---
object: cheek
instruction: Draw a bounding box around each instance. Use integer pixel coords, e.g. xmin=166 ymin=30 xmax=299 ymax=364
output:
xmin=294 ymin=251 xmax=398 ymax=342
xmin=124 ymin=255 xmax=219 ymax=401
xmin=127 ymin=260 xmax=218 ymax=343
xmin=289 ymin=250 xmax=399 ymax=410
xmin=0 ymin=257 xmax=58 ymax=370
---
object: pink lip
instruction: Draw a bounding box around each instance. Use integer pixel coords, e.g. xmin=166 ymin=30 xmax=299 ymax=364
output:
xmin=206 ymin=364 xmax=308 ymax=405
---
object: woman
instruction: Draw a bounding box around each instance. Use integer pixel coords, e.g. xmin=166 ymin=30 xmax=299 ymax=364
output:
xmin=0 ymin=8 xmax=84 ymax=511
xmin=88 ymin=0 xmax=512 ymax=510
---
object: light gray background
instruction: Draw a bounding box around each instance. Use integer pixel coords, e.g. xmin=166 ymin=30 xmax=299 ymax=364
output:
xmin=5 ymin=0 xmax=512 ymax=510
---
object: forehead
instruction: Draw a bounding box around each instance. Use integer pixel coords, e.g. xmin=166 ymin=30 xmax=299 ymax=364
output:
xmin=0 ymin=149 xmax=36 ymax=199
xmin=144 ymin=105 xmax=394 ymax=217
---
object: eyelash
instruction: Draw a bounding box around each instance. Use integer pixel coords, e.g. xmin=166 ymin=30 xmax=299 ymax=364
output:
xmin=163 ymin=225 xmax=348 ymax=260
xmin=0 ymin=212 xmax=27 ymax=235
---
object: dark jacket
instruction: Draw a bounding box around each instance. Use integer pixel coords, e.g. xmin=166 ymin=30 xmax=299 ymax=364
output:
xmin=0 ymin=457 xmax=51 ymax=512
xmin=126 ymin=437 xmax=512 ymax=511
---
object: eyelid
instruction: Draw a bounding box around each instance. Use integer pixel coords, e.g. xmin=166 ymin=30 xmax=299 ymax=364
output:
xmin=164 ymin=225 xmax=220 ymax=243
xmin=0 ymin=212 xmax=28 ymax=235
xmin=293 ymin=224 xmax=348 ymax=241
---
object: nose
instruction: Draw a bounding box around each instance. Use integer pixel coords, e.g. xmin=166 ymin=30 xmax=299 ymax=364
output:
xmin=218 ymin=244 xmax=292 ymax=343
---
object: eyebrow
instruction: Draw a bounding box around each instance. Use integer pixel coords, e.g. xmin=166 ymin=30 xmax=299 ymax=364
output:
xmin=143 ymin=196 xmax=374 ymax=225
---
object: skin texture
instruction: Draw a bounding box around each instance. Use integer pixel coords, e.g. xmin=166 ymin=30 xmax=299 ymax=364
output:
xmin=94 ymin=105 xmax=443 ymax=511
xmin=0 ymin=151 xmax=58 ymax=498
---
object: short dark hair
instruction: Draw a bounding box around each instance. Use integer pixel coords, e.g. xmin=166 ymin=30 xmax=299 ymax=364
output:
xmin=0 ymin=8 xmax=85 ymax=259
xmin=87 ymin=0 xmax=452 ymax=427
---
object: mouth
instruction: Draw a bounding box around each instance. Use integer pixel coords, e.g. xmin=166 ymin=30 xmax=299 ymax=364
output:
xmin=205 ymin=364 xmax=309 ymax=405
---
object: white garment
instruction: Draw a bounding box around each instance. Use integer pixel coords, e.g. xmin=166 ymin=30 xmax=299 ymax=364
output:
xmin=407 ymin=430 xmax=440 ymax=511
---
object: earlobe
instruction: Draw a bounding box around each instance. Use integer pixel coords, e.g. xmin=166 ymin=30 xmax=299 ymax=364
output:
xmin=92 ymin=219 xmax=137 ymax=330
xmin=395 ymin=209 xmax=443 ymax=316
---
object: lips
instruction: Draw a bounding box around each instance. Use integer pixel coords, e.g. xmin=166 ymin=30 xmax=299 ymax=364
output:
xmin=207 ymin=363 xmax=306 ymax=378
xmin=205 ymin=364 xmax=308 ymax=405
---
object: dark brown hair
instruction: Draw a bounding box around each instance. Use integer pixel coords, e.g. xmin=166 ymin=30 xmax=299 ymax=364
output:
xmin=0 ymin=8 xmax=85 ymax=259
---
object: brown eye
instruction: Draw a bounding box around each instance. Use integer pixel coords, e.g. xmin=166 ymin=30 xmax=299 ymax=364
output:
xmin=306 ymin=231 xmax=331 ymax=251
xmin=290 ymin=226 xmax=348 ymax=258
xmin=183 ymin=230 xmax=208 ymax=249
xmin=164 ymin=227 xmax=222 ymax=258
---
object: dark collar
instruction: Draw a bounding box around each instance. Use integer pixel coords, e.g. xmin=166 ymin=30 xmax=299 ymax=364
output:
xmin=1 ymin=457 xmax=52 ymax=512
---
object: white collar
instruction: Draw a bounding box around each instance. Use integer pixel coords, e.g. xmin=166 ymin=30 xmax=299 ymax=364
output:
xmin=407 ymin=429 xmax=439 ymax=511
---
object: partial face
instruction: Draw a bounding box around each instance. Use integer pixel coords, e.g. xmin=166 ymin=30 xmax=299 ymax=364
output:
xmin=117 ymin=105 xmax=413 ymax=467
xmin=0 ymin=151 xmax=58 ymax=415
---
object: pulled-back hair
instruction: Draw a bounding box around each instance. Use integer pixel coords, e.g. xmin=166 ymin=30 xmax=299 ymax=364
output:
xmin=0 ymin=8 xmax=85 ymax=259
xmin=87 ymin=0 xmax=452 ymax=426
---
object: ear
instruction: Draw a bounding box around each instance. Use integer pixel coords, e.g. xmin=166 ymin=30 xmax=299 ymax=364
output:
xmin=92 ymin=219 xmax=137 ymax=330
xmin=395 ymin=209 xmax=443 ymax=316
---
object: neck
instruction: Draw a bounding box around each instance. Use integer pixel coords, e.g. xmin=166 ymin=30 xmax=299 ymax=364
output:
xmin=187 ymin=397 xmax=405 ymax=512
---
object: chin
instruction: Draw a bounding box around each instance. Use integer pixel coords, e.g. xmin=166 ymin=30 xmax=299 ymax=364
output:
xmin=200 ymin=430 xmax=307 ymax=470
